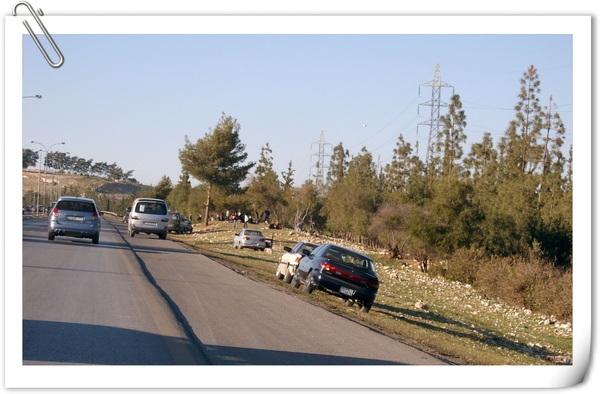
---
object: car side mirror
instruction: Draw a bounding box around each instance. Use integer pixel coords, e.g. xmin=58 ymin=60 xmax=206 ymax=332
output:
xmin=284 ymin=246 xmax=292 ymax=253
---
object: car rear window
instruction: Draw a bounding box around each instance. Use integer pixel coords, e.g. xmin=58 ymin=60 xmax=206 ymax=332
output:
xmin=245 ymin=230 xmax=262 ymax=236
xmin=56 ymin=200 xmax=96 ymax=212
xmin=326 ymin=247 xmax=375 ymax=272
xmin=135 ymin=202 xmax=167 ymax=215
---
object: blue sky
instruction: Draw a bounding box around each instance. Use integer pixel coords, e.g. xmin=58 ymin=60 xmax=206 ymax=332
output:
xmin=22 ymin=32 xmax=573 ymax=187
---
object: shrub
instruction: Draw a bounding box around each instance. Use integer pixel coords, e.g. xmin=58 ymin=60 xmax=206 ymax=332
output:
xmin=437 ymin=246 xmax=486 ymax=285
xmin=475 ymin=256 xmax=572 ymax=322
xmin=434 ymin=247 xmax=573 ymax=322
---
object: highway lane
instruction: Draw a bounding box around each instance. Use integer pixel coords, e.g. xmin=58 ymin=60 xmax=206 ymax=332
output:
xmin=22 ymin=216 xmax=209 ymax=365
xmin=22 ymin=215 xmax=448 ymax=366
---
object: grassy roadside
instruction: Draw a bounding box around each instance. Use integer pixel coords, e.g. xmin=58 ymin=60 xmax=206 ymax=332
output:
xmin=169 ymin=220 xmax=572 ymax=366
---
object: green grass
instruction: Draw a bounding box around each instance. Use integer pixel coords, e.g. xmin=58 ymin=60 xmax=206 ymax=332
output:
xmin=170 ymin=221 xmax=573 ymax=365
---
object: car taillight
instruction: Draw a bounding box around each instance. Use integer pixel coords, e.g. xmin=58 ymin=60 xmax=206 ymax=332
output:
xmin=320 ymin=262 xmax=336 ymax=274
xmin=131 ymin=215 xmax=140 ymax=220
xmin=161 ymin=218 xmax=169 ymax=222
xmin=361 ymin=278 xmax=379 ymax=289
xmin=50 ymin=207 xmax=59 ymax=217
xmin=92 ymin=212 xmax=99 ymax=221
xmin=259 ymin=238 xmax=265 ymax=242
xmin=243 ymin=236 xmax=250 ymax=240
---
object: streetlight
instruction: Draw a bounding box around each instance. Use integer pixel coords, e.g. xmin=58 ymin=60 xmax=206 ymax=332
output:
xmin=31 ymin=140 xmax=65 ymax=214
xmin=23 ymin=95 xmax=42 ymax=99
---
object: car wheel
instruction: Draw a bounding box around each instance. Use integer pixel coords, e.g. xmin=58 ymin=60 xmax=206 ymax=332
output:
xmin=92 ymin=234 xmax=99 ymax=244
xmin=283 ymin=269 xmax=293 ymax=283
xmin=48 ymin=231 xmax=54 ymax=241
xmin=303 ymin=272 xmax=316 ymax=294
xmin=291 ymin=272 xmax=301 ymax=289
xmin=275 ymin=265 xmax=284 ymax=280
xmin=360 ymin=302 xmax=373 ymax=313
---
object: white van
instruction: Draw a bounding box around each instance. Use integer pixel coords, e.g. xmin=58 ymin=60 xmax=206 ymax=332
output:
xmin=127 ymin=198 xmax=169 ymax=239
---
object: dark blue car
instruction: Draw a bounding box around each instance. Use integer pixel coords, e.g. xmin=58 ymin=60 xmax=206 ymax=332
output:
xmin=291 ymin=243 xmax=379 ymax=313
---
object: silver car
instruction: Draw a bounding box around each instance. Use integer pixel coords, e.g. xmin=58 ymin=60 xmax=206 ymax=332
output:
xmin=233 ymin=228 xmax=266 ymax=251
xmin=127 ymin=198 xmax=169 ymax=239
xmin=275 ymin=241 xmax=319 ymax=283
xmin=48 ymin=196 xmax=101 ymax=244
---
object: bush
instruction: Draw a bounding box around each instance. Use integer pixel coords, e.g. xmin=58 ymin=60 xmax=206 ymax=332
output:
xmin=435 ymin=247 xmax=572 ymax=322
xmin=436 ymin=246 xmax=486 ymax=285
xmin=475 ymin=256 xmax=572 ymax=322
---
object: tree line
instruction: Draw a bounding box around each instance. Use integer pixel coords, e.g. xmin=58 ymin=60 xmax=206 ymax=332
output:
xmin=164 ymin=65 xmax=571 ymax=271
xmin=22 ymin=150 xmax=136 ymax=183
xmin=29 ymin=64 xmax=570 ymax=272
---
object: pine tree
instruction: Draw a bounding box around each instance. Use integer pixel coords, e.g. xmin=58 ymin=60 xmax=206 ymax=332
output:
xmin=326 ymin=143 xmax=348 ymax=186
xmin=438 ymin=94 xmax=467 ymax=177
xmin=179 ymin=113 xmax=254 ymax=226
xmin=245 ymin=143 xmax=283 ymax=222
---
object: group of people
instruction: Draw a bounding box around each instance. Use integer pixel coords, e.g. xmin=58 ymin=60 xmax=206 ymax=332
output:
xmin=188 ymin=209 xmax=282 ymax=230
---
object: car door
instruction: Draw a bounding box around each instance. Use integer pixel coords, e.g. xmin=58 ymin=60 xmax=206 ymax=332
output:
xmin=297 ymin=244 xmax=324 ymax=277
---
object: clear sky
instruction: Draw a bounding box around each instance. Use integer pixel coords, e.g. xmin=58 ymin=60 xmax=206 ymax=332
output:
xmin=21 ymin=29 xmax=573 ymax=187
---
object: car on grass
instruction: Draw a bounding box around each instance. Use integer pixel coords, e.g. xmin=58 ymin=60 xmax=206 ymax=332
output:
xmin=180 ymin=219 xmax=193 ymax=233
xmin=168 ymin=210 xmax=183 ymax=233
xmin=127 ymin=198 xmax=169 ymax=239
xmin=233 ymin=228 xmax=266 ymax=251
xmin=47 ymin=196 xmax=102 ymax=244
xmin=275 ymin=241 xmax=319 ymax=283
xmin=291 ymin=243 xmax=379 ymax=313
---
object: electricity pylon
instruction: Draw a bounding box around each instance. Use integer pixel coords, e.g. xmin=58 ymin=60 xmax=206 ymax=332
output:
xmin=309 ymin=130 xmax=331 ymax=188
xmin=417 ymin=64 xmax=454 ymax=167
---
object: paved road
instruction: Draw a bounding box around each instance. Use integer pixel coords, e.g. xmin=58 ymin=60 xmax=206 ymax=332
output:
xmin=22 ymin=216 xmax=208 ymax=365
xmin=22 ymin=215 xmax=448 ymax=366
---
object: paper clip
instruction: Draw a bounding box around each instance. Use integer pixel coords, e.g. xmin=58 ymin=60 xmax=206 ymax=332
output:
xmin=13 ymin=1 xmax=64 ymax=68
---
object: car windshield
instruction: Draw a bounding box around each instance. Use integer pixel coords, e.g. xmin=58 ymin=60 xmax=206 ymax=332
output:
xmin=136 ymin=202 xmax=167 ymax=215
xmin=324 ymin=246 xmax=376 ymax=273
xmin=56 ymin=200 xmax=96 ymax=213
xmin=295 ymin=242 xmax=317 ymax=254
xmin=244 ymin=230 xmax=262 ymax=237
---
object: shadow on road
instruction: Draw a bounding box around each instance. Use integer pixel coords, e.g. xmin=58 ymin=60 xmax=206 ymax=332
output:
xmin=23 ymin=319 xmax=405 ymax=365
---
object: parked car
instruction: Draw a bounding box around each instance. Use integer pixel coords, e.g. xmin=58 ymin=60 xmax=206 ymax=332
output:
xmin=180 ymin=219 xmax=193 ymax=234
xmin=167 ymin=210 xmax=183 ymax=233
xmin=47 ymin=196 xmax=102 ymax=244
xmin=275 ymin=241 xmax=319 ymax=283
xmin=127 ymin=198 xmax=169 ymax=239
xmin=233 ymin=228 xmax=266 ymax=251
xmin=291 ymin=243 xmax=379 ymax=313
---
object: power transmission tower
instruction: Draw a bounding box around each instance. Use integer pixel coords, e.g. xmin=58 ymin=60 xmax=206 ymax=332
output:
xmin=417 ymin=64 xmax=454 ymax=168
xmin=309 ymin=130 xmax=331 ymax=188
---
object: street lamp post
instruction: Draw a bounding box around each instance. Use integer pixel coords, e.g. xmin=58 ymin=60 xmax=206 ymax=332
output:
xmin=35 ymin=149 xmax=42 ymax=217
xmin=31 ymin=141 xmax=65 ymax=214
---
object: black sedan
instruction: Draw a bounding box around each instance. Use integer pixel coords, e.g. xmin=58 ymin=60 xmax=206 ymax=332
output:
xmin=291 ymin=243 xmax=379 ymax=313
